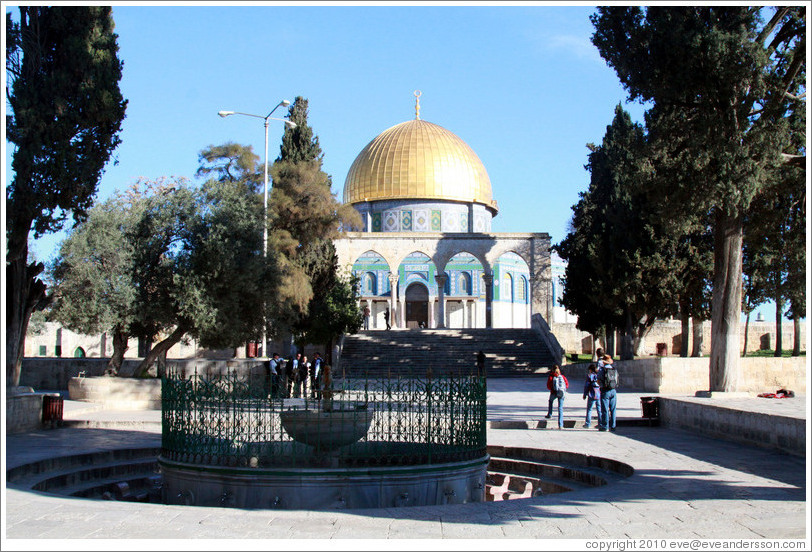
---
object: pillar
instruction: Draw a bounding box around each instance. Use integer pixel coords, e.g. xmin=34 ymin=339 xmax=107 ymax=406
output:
xmin=435 ymin=273 xmax=448 ymax=328
xmin=483 ymin=272 xmax=494 ymax=329
xmin=388 ymin=272 xmax=398 ymax=329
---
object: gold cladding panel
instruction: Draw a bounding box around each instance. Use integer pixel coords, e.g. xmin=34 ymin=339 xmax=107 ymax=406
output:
xmin=344 ymin=119 xmax=494 ymax=209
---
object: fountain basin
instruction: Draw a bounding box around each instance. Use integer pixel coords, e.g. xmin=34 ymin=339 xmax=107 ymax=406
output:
xmin=280 ymin=403 xmax=374 ymax=450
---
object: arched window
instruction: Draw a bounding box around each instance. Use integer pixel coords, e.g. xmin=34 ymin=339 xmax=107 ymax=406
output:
xmin=444 ymin=274 xmax=451 ymax=295
xmin=517 ymin=276 xmax=528 ymax=303
xmin=458 ymin=272 xmax=472 ymax=295
xmin=73 ymin=347 xmax=86 ymax=358
xmin=364 ymin=272 xmax=377 ymax=295
xmin=503 ymin=273 xmax=514 ymax=302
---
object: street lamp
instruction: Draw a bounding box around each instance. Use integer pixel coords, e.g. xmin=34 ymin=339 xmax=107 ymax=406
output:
xmin=219 ymin=100 xmax=297 ymax=358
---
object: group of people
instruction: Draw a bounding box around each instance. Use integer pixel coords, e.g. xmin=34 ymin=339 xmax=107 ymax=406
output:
xmin=266 ymin=351 xmax=326 ymax=399
xmin=545 ymin=348 xmax=619 ymax=431
xmin=362 ymin=305 xmax=391 ymax=330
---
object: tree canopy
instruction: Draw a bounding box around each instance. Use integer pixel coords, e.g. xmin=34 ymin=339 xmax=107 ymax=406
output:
xmin=6 ymin=6 xmax=127 ymax=386
xmin=556 ymin=105 xmax=703 ymax=359
xmin=267 ymin=97 xmax=363 ymax=351
xmin=590 ymin=6 xmax=805 ymax=390
xmin=49 ymin=189 xmax=144 ymax=373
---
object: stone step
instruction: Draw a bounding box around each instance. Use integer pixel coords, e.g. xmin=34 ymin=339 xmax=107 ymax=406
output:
xmin=340 ymin=327 xmax=558 ymax=378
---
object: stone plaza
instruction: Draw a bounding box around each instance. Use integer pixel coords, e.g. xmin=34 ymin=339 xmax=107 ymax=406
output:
xmin=4 ymin=376 xmax=808 ymax=547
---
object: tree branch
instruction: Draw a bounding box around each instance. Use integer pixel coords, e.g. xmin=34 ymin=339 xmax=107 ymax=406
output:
xmin=781 ymin=153 xmax=805 ymax=168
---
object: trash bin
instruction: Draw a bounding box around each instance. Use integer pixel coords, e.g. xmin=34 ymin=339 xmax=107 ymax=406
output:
xmin=640 ymin=396 xmax=659 ymax=419
xmin=42 ymin=394 xmax=64 ymax=428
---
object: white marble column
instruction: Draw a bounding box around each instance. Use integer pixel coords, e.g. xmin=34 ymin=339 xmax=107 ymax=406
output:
xmin=435 ymin=273 xmax=448 ymax=328
xmin=483 ymin=273 xmax=494 ymax=329
xmin=388 ymin=272 xmax=398 ymax=329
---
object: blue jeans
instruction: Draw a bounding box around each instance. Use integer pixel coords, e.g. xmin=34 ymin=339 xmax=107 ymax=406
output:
xmin=599 ymin=389 xmax=617 ymax=430
xmin=547 ymin=393 xmax=564 ymax=427
xmin=585 ymin=396 xmax=600 ymax=427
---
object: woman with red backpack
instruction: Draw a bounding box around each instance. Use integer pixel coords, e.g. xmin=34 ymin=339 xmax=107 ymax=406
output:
xmin=545 ymin=365 xmax=568 ymax=429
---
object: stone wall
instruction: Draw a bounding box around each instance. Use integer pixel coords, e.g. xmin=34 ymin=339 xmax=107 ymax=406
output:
xmin=552 ymin=320 xmax=806 ymax=357
xmin=68 ymin=377 xmax=163 ymax=410
xmin=20 ymin=358 xmax=270 ymax=391
xmin=659 ymin=398 xmax=805 ymax=456
xmin=557 ymin=357 xmax=805 ymax=395
xmin=6 ymin=393 xmax=43 ymax=434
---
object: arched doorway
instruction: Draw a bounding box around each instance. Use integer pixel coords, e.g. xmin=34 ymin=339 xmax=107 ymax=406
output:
xmin=405 ymin=282 xmax=429 ymax=329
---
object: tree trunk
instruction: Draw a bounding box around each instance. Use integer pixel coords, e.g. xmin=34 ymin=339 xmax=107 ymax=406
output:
xmin=6 ymin=252 xmax=48 ymax=388
xmin=620 ymin=311 xmax=634 ymax=360
xmin=742 ymin=311 xmax=751 ymax=357
xmin=774 ymin=295 xmax=784 ymax=357
xmin=691 ymin=318 xmax=704 ymax=357
xmin=606 ymin=330 xmax=616 ymax=359
xmin=135 ymin=325 xmax=186 ymax=377
xmin=633 ymin=322 xmax=653 ymax=357
xmin=106 ymin=327 xmax=129 ymax=375
xmin=792 ymin=313 xmax=801 ymax=356
xmin=709 ymin=211 xmax=743 ymax=392
xmin=680 ymin=303 xmax=690 ymax=357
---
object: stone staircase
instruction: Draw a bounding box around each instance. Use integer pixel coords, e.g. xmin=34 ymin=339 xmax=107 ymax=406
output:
xmin=338 ymin=328 xmax=559 ymax=378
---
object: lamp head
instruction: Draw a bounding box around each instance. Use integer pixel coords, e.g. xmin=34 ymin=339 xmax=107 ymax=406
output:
xmin=285 ymin=121 xmax=297 ymax=129
xmin=280 ymin=100 xmax=291 ymax=107
xmin=218 ymin=111 xmax=234 ymax=118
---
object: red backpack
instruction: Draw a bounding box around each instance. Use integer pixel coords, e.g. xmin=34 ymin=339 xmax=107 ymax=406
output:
xmin=546 ymin=373 xmax=568 ymax=390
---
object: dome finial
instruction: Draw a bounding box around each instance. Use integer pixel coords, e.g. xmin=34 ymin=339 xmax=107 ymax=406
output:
xmin=414 ymin=90 xmax=422 ymax=120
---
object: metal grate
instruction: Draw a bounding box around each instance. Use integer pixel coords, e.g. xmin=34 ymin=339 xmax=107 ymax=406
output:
xmin=161 ymin=365 xmax=487 ymax=469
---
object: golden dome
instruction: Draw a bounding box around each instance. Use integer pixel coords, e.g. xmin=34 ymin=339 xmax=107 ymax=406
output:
xmin=343 ymin=118 xmax=496 ymax=212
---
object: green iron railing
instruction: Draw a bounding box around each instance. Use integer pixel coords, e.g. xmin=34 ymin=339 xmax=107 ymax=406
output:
xmin=161 ymin=365 xmax=487 ymax=469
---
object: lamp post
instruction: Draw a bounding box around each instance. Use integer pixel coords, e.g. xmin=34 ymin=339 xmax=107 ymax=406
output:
xmin=219 ymin=101 xmax=296 ymax=357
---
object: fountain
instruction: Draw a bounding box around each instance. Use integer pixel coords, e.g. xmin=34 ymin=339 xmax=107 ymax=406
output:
xmin=159 ymin=363 xmax=489 ymax=509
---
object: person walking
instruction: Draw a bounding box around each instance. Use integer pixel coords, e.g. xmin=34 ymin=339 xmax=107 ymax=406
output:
xmin=551 ymin=366 xmax=568 ymax=429
xmin=296 ymin=355 xmax=310 ymax=398
xmin=597 ymin=354 xmax=619 ymax=432
xmin=384 ymin=306 xmax=391 ymax=330
xmin=582 ymin=363 xmax=601 ymax=428
xmin=286 ymin=353 xmax=301 ymax=398
xmin=311 ymin=352 xmax=324 ymax=399
xmin=545 ymin=365 xmax=568 ymax=421
xmin=269 ymin=353 xmax=281 ymax=398
xmin=363 ymin=305 xmax=371 ymax=330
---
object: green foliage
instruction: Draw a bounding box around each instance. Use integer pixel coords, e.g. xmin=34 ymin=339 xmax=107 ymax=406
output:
xmin=196 ymin=142 xmax=262 ymax=191
xmin=590 ymin=6 xmax=805 ymax=385
xmin=127 ymin=177 xmax=275 ymax=351
xmin=49 ymin=191 xmax=140 ymax=338
xmin=6 ymin=6 xmax=128 ymax=241
xmin=265 ymin=97 xmax=363 ymax=346
xmin=6 ymin=6 xmax=127 ymax=385
xmin=556 ymin=105 xmax=699 ymax=357
xmin=276 ymin=96 xmax=324 ymax=166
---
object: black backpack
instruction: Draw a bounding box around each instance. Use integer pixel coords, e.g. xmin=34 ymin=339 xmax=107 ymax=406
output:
xmin=602 ymin=365 xmax=619 ymax=390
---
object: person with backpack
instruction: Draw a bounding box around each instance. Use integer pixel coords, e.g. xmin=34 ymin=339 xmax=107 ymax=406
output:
xmin=545 ymin=365 xmax=567 ymax=420
xmin=597 ymin=354 xmax=619 ymax=432
xmin=582 ymin=363 xmax=601 ymax=428
xmin=545 ymin=365 xmax=568 ymax=429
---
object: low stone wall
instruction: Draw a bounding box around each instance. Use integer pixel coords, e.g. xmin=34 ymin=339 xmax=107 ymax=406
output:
xmin=659 ymin=398 xmax=805 ymax=456
xmin=552 ymin=320 xmax=806 ymax=357
xmin=559 ymin=357 xmax=805 ymax=395
xmin=6 ymin=393 xmax=43 ymax=434
xmin=65 ymin=360 xmax=270 ymax=410
xmin=68 ymin=377 xmax=162 ymax=410
xmin=20 ymin=358 xmax=269 ymax=391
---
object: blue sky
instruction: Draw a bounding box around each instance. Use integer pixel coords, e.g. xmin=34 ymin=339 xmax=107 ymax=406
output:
xmin=4 ymin=2 xmax=786 ymax=321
